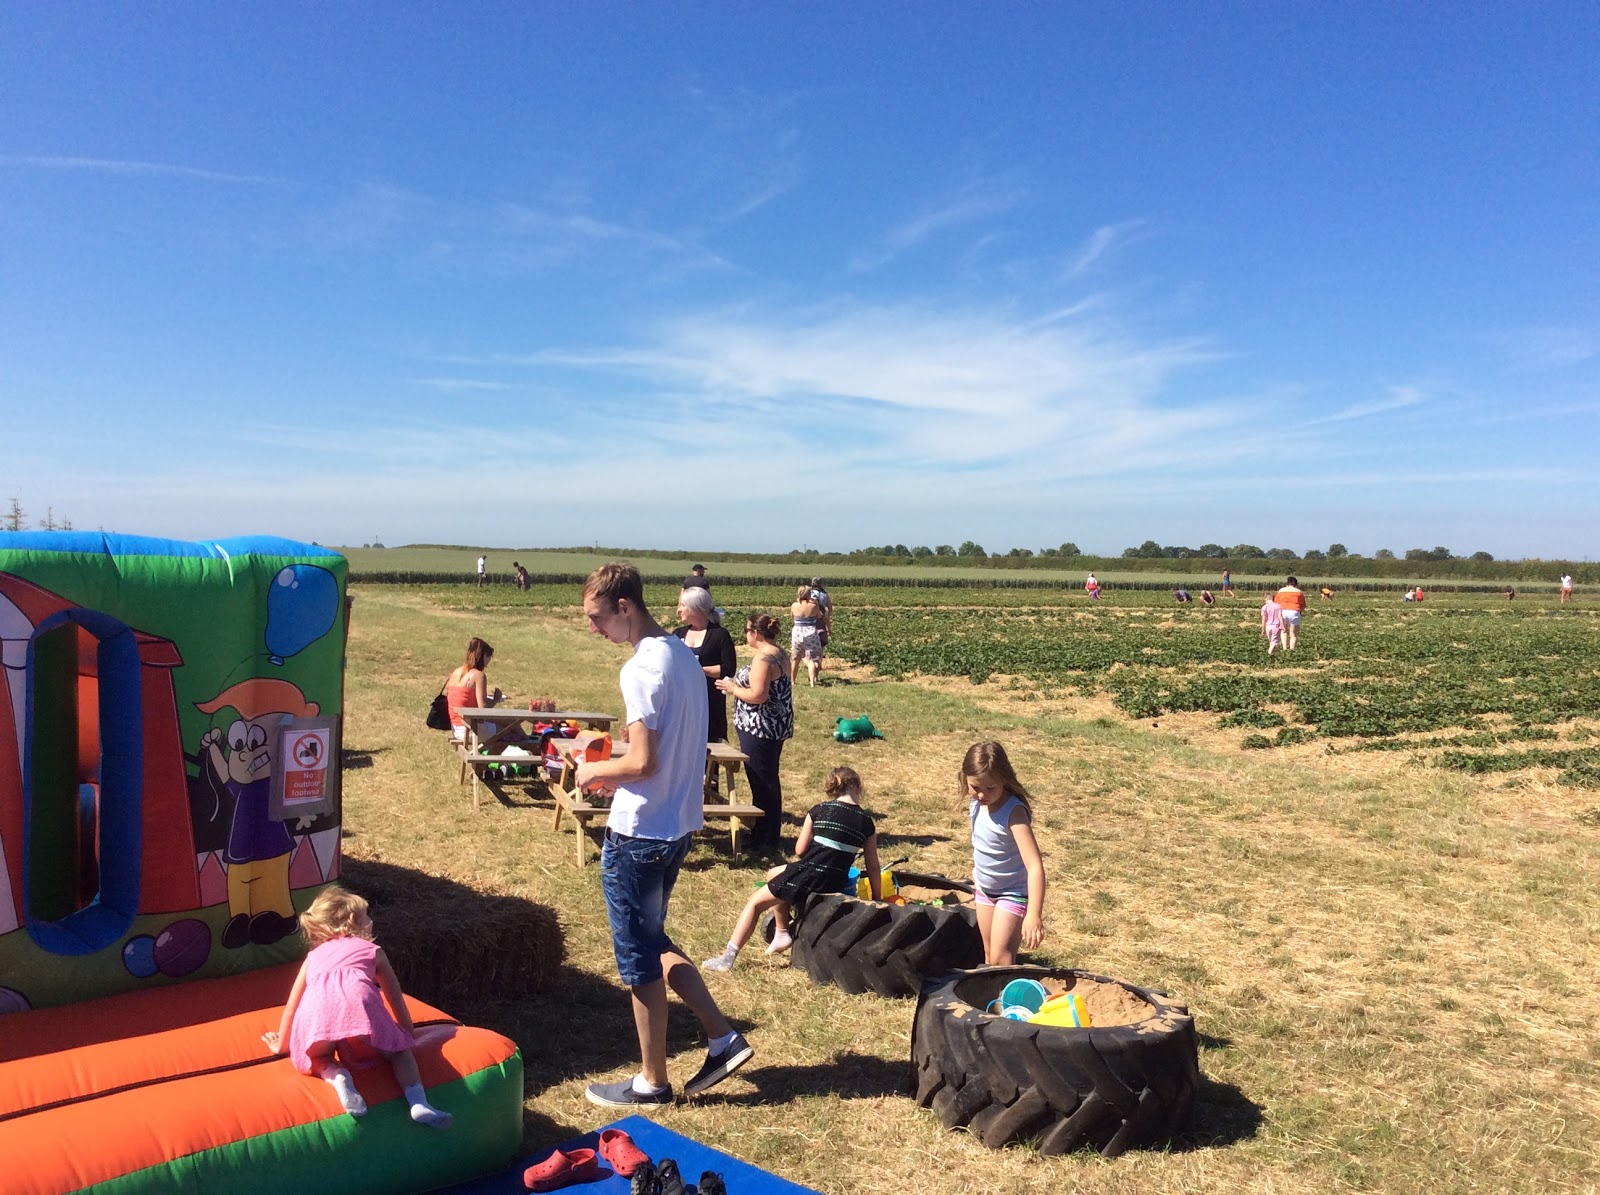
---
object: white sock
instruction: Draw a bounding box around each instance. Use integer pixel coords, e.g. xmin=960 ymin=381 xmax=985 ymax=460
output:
xmin=323 ymin=1067 xmax=367 ymax=1117
xmin=709 ymin=1030 xmax=739 ymax=1054
xmin=631 ymin=1073 xmax=669 ymax=1095
xmin=701 ymin=944 xmax=739 ymax=972
xmin=404 ymin=1082 xmax=451 ymax=1129
xmin=765 ymin=929 xmax=793 ymax=954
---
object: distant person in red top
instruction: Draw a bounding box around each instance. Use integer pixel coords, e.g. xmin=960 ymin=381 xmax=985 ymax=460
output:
xmin=1414 ymin=586 xmax=1425 ymax=603
xmin=1274 ymin=576 xmax=1306 ymax=651
xmin=1084 ymin=573 xmax=1100 ymax=601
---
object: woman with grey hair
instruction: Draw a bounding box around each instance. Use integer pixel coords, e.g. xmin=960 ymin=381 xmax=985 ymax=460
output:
xmin=672 ymin=586 xmax=739 ymax=743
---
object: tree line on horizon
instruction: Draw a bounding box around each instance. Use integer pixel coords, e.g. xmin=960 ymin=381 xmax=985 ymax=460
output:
xmin=2 ymin=499 xmax=72 ymax=532
xmin=844 ymin=540 xmax=1496 ymax=564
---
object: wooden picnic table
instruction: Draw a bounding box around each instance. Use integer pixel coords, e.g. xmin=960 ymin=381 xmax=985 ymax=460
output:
xmin=549 ymin=739 xmax=762 ymax=866
xmin=455 ymin=707 xmax=616 ymax=808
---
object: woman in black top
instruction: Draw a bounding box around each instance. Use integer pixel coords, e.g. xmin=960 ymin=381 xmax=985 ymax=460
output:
xmin=672 ymin=587 xmax=738 ymax=743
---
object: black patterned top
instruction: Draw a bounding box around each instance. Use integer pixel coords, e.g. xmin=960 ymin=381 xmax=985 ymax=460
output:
xmin=733 ymin=654 xmax=794 ymax=741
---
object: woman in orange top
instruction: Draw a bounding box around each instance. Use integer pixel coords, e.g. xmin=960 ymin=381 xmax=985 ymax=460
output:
xmin=445 ymin=636 xmax=501 ymax=740
xmin=1274 ymin=577 xmax=1306 ymax=651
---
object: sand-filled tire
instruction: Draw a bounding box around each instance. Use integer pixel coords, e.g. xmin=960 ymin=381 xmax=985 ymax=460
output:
xmin=910 ymin=965 xmax=1200 ymax=1156
xmin=791 ymin=874 xmax=984 ymax=998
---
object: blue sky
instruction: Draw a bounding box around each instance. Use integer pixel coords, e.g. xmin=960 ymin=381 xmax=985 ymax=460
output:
xmin=2 ymin=4 xmax=1596 ymax=558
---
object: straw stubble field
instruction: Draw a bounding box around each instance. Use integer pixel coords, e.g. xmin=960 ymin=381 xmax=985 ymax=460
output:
xmin=341 ymin=583 xmax=1600 ymax=1195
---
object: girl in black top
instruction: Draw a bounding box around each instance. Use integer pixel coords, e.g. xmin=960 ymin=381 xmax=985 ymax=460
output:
xmin=702 ymin=767 xmax=880 ymax=971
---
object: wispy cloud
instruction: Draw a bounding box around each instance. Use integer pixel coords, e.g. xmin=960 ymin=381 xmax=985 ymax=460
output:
xmin=1064 ymin=220 xmax=1148 ymax=278
xmin=1309 ymin=384 xmax=1430 ymax=425
xmin=721 ymin=130 xmax=805 ymax=222
xmin=292 ymin=181 xmax=734 ymax=276
xmin=532 ymin=300 xmax=1241 ymax=485
xmin=410 ymin=377 xmax=521 ymax=393
xmin=1498 ymin=324 xmax=1599 ymax=371
xmin=0 ymin=154 xmax=280 ymax=185
xmin=849 ymin=179 xmax=1027 ymax=272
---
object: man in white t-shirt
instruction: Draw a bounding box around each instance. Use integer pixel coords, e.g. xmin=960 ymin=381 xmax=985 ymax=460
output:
xmin=1560 ymin=574 xmax=1573 ymax=603
xmin=576 ymin=562 xmax=752 ymax=1107
xmin=476 ymin=554 xmax=487 ymax=586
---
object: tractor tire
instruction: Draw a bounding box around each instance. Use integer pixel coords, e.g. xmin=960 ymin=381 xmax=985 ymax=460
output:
xmin=791 ymin=884 xmax=984 ymax=998
xmin=910 ymin=965 xmax=1200 ymax=1156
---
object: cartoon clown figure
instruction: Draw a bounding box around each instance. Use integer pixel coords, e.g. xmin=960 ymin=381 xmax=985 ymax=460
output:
xmin=196 ymin=677 xmax=318 ymax=949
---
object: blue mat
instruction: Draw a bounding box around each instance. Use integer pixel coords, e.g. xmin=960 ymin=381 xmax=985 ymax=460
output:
xmin=434 ymin=1114 xmax=822 ymax=1195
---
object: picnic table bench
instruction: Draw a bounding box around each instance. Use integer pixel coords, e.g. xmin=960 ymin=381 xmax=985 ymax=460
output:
xmin=454 ymin=707 xmax=616 ymax=808
xmin=549 ymin=739 xmax=762 ymax=866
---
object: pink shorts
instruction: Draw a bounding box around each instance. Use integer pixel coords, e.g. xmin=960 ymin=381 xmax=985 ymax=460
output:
xmin=974 ymin=885 xmax=1028 ymax=920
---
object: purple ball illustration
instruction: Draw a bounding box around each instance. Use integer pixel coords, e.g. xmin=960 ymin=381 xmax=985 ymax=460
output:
xmin=0 ymin=986 xmax=31 ymax=1016
xmin=154 ymin=919 xmax=212 ymax=978
xmin=122 ymin=934 xmax=159 ymax=978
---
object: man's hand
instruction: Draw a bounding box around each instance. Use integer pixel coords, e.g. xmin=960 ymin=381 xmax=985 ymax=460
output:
xmin=574 ymin=761 xmax=615 ymax=796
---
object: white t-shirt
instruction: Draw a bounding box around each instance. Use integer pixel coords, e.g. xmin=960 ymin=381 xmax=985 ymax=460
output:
xmin=477 ymin=556 xmax=486 ymax=574
xmin=608 ymin=635 xmax=708 ymax=840
xmin=1561 ymin=575 xmax=1573 ymax=590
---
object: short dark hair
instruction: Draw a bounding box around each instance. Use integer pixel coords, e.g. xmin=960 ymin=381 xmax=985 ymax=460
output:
xmin=1286 ymin=575 xmax=1299 ymax=587
xmin=584 ymin=561 xmax=645 ymax=611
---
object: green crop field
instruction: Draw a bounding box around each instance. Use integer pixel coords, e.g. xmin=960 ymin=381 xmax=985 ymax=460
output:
xmin=343 ymin=579 xmax=1600 ymax=1195
xmin=406 ymin=581 xmax=1600 ymax=775
xmin=335 ymin=545 xmax=1563 ymax=592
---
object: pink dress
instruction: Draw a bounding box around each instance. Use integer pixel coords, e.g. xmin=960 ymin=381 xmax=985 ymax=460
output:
xmin=1261 ymin=600 xmax=1284 ymax=639
xmin=288 ymin=937 xmax=414 ymax=1073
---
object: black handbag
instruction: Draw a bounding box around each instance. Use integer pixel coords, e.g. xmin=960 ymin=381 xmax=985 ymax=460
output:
xmin=426 ymin=687 xmax=452 ymax=731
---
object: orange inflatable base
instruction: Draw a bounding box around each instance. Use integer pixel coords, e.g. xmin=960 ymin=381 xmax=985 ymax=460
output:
xmin=0 ymin=963 xmax=522 ymax=1195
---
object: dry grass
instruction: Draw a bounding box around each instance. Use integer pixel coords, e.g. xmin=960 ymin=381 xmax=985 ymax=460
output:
xmin=341 ymin=585 xmax=1600 ymax=1194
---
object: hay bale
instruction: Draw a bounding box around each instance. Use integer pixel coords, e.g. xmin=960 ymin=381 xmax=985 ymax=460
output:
xmin=339 ymin=856 xmax=565 ymax=1009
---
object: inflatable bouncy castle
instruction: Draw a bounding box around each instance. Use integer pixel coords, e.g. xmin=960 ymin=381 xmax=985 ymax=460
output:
xmin=0 ymin=534 xmax=521 ymax=1193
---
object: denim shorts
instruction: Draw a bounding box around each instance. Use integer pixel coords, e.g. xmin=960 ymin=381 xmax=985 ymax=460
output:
xmin=601 ymin=829 xmax=693 ymax=986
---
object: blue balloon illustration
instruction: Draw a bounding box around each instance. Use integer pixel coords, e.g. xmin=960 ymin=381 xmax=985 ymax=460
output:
xmin=265 ymin=565 xmax=338 ymax=665
xmin=122 ymin=934 xmax=158 ymax=979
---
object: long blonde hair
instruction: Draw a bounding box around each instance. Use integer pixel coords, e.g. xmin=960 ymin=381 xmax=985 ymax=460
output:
xmin=299 ymin=885 xmax=374 ymax=949
xmin=956 ymin=741 xmax=1034 ymax=815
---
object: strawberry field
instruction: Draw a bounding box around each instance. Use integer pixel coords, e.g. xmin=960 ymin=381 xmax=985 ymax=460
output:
xmin=439 ymin=582 xmax=1600 ymax=781
xmin=820 ymin=592 xmax=1600 ymax=777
